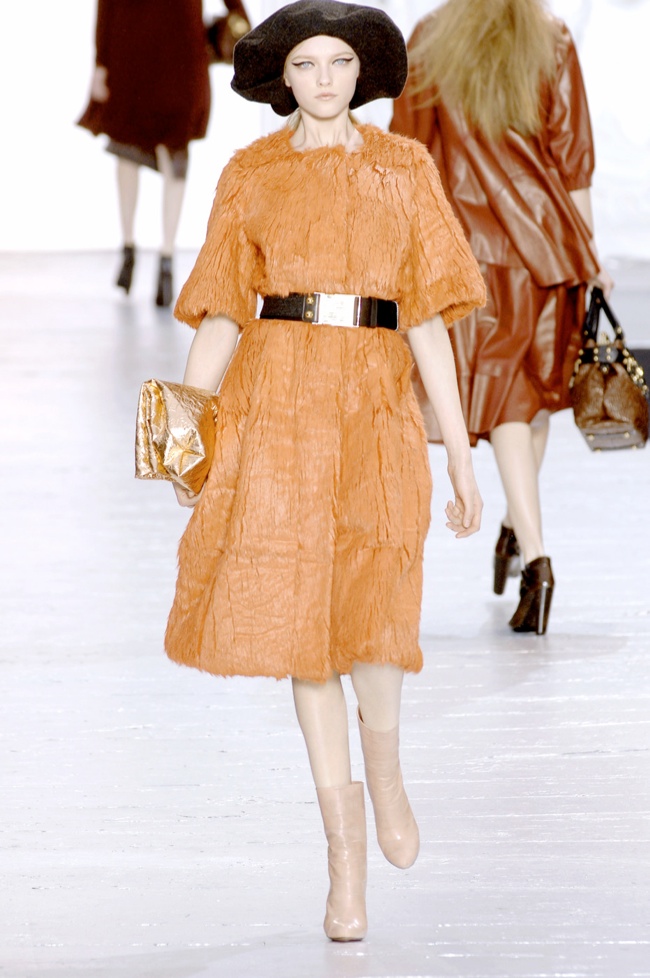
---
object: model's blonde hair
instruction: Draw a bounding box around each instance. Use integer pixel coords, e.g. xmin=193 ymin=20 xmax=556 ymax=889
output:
xmin=409 ymin=0 xmax=561 ymax=139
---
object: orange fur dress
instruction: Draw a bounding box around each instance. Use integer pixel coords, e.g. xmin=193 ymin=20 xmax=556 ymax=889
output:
xmin=165 ymin=124 xmax=485 ymax=682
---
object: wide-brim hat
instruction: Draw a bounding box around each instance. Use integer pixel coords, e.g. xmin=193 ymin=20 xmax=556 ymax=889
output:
xmin=231 ymin=1 xmax=408 ymax=116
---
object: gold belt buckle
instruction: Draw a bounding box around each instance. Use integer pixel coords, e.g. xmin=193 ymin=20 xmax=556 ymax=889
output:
xmin=313 ymin=292 xmax=360 ymax=328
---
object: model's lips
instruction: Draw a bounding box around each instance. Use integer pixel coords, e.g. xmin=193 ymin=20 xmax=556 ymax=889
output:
xmin=316 ymin=93 xmax=337 ymax=99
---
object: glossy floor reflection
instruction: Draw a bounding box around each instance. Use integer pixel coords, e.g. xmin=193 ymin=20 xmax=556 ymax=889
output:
xmin=1 ymin=252 xmax=649 ymax=978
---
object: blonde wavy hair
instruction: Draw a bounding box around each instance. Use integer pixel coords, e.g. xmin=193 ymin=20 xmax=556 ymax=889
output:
xmin=409 ymin=0 xmax=562 ymax=139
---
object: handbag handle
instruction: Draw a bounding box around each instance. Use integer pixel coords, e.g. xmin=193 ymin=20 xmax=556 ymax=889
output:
xmin=583 ymin=286 xmax=625 ymax=344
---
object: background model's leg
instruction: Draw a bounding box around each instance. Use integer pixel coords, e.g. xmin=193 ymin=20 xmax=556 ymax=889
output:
xmin=531 ymin=409 xmax=551 ymax=469
xmin=115 ymin=159 xmax=139 ymax=293
xmin=154 ymin=145 xmax=187 ymax=307
xmin=491 ymin=419 xmax=554 ymax=633
xmin=116 ymin=158 xmax=139 ymax=247
xmin=502 ymin=410 xmax=550 ymax=531
xmin=491 ymin=421 xmax=545 ymax=565
xmin=156 ymin=145 xmax=186 ymax=259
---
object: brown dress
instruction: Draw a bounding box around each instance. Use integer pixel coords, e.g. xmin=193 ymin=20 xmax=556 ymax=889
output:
xmin=391 ymin=20 xmax=598 ymax=442
xmin=78 ymin=0 xmax=210 ymax=175
xmin=164 ymin=126 xmax=485 ymax=682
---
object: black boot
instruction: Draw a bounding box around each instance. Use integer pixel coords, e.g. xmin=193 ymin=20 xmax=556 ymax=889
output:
xmin=155 ymin=255 xmax=173 ymax=308
xmin=493 ymin=524 xmax=520 ymax=595
xmin=116 ymin=245 xmax=135 ymax=294
xmin=509 ymin=557 xmax=554 ymax=635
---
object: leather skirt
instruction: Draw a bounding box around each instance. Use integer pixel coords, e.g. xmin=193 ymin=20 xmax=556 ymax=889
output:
xmin=448 ymin=262 xmax=586 ymax=444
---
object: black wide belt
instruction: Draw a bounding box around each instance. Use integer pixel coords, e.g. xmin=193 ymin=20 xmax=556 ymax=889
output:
xmin=260 ymin=292 xmax=399 ymax=331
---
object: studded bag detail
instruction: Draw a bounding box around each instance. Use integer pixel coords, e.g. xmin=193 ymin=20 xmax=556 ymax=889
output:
xmin=569 ymin=287 xmax=648 ymax=450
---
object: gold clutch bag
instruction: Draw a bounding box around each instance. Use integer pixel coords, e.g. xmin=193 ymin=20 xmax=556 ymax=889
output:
xmin=135 ymin=379 xmax=219 ymax=494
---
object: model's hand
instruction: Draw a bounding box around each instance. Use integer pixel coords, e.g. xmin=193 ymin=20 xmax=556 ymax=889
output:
xmin=591 ymin=266 xmax=614 ymax=300
xmin=445 ymin=462 xmax=482 ymax=538
xmin=91 ymin=65 xmax=109 ymax=102
xmin=173 ymin=484 xmax=203 ymax=508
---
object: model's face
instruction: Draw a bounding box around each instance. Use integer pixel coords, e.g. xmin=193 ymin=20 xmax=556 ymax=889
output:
xmin=284 ymin=35 xmax=360 ymax=118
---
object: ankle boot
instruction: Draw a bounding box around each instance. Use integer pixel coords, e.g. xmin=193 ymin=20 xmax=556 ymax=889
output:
xmin=493 ymin=524 xmax=520 ymax=595
xmin=155 ymin=254 xmax=173 ymax=307
xmin=357 ymin=711 xmax=419 ymax=869
xmin=509 ymin=556 xmax=554 ymax=635
xmin=116 ymin=244 xmax=135 ymax=294
xmin=316 ymin=782 xmax=367 ymax=942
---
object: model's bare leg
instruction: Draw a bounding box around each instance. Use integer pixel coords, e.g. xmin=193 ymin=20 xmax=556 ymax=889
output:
xmin=292 ymin=675 xmax=365 ymax=941
xmin=350 ymin=661 xmax=402 ymax=731
xmin=156 ymin=145 xmax=186 ymax=257
xmin=491 ymin=421 xmax=545 ymax=565
xmin=114 ymin=159 xmax=139 ymax=293
xmin=492 ymin=419 xmax=554 ymax=633
xmin=153 ymin=146 xmax=185 ymax=306
xmin=351 ymin=662 xmax=419 ymax=869
xmin=531 ymin=410 xmax=551 ymax=468
xmin=502 ymin=410 xmax=550 ymax=529
xmin=292 ymin=674 xmax=351 ymax=787
xmin=116 ymin=158 xmax=139 ymax=246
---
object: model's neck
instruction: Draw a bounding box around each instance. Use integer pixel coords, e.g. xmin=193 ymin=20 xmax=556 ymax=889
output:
xmin=290 ymin=110 xmax=363 ymax=152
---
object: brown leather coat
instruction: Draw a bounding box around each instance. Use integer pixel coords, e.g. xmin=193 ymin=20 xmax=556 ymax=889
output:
xmin=391 ymin=19 xmax=599 ymax=439
xmin=391 ymin=21 xmax=598 ymax=288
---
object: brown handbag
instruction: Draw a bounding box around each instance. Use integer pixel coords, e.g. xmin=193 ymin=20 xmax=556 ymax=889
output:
xmin=205 ymin=1 xmax=251 ymax=64
xmin=569 ymin=287 xmax=649 ymax=450
xmin=135 ymin=380 xmax=219 ymax=494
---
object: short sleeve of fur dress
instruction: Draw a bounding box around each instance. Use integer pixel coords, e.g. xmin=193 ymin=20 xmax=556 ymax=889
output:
xmin=174 ymin=156 xmax=260 ymax=329
xmin=174 ymin=128 xmax=484 ymax=333
xmin=397 ymin=140 xmax=486 ymax=330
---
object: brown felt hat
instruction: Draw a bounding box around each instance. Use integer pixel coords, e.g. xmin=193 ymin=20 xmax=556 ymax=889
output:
xmin=231 ymin=1 xmax=407 ymax=116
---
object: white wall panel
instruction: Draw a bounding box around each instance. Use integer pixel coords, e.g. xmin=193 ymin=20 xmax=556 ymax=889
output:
xmin=0 ymin=0 xmax=648 ymax=259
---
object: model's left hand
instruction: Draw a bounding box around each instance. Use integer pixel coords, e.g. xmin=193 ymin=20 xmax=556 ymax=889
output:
xmin=174 ymin=483 xmax=204 ymax=508
xmin=91 ymin=65 xmax=109 ymax=102
xmin=445 ymin=461 xmax=482 ymax=537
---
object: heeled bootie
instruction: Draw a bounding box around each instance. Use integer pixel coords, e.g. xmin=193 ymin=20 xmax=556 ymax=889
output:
xmin=509 ymin=556 xmax=554 ymax=635
xmin=358 ymin=711 xmax=419 ymax=869
xmin=493 ymin=524 xmax=520 ymax=595
xmin=155 ymin=254 xmax=173 ymax=307
xmin=116 ymin=244 xmax=135 ymax=294
xmin=316 ymin=781 xmax=367 ymax=942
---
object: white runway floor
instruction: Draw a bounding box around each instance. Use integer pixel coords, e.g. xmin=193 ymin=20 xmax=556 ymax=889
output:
xmin=1 ymin=252 xmax=649 ymax=978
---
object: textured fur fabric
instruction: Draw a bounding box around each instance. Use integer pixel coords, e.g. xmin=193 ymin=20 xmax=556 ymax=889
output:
xmin=165 ymin=125 xmax=485 ymax=682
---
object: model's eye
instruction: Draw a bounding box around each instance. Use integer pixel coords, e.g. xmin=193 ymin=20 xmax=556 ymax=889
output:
xmin=292 ymin=60 xmax=314 ymax=69
xmin=334 ymin=58 xmax=354 ymax=66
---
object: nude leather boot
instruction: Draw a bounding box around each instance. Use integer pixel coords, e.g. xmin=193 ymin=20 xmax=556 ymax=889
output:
xmin=358 ymin=710 xmax=419 ymax=869
xmin=316 ymin=781 xmax=367 ymax=941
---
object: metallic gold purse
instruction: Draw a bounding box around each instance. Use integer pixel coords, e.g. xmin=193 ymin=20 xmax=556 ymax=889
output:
xmin=135 ymin=379 xmax=219 ymax=494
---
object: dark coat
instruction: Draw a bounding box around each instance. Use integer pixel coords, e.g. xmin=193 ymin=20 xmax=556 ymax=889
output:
xmin=78 ymin=0 xmax=210 ymax=154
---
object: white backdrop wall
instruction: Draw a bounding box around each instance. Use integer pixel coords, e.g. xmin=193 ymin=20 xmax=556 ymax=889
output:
xmin=1 ymin=0 xmax=649 ymax=258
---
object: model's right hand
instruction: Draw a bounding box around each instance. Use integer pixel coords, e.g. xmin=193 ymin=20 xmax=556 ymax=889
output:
xmin=174 ymin=484 xmax=203 ymax=508
xmin=592 ymin=266 xmax=615 ymax=300
xmin=91 ymin=65 xmax=109 ymax=102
